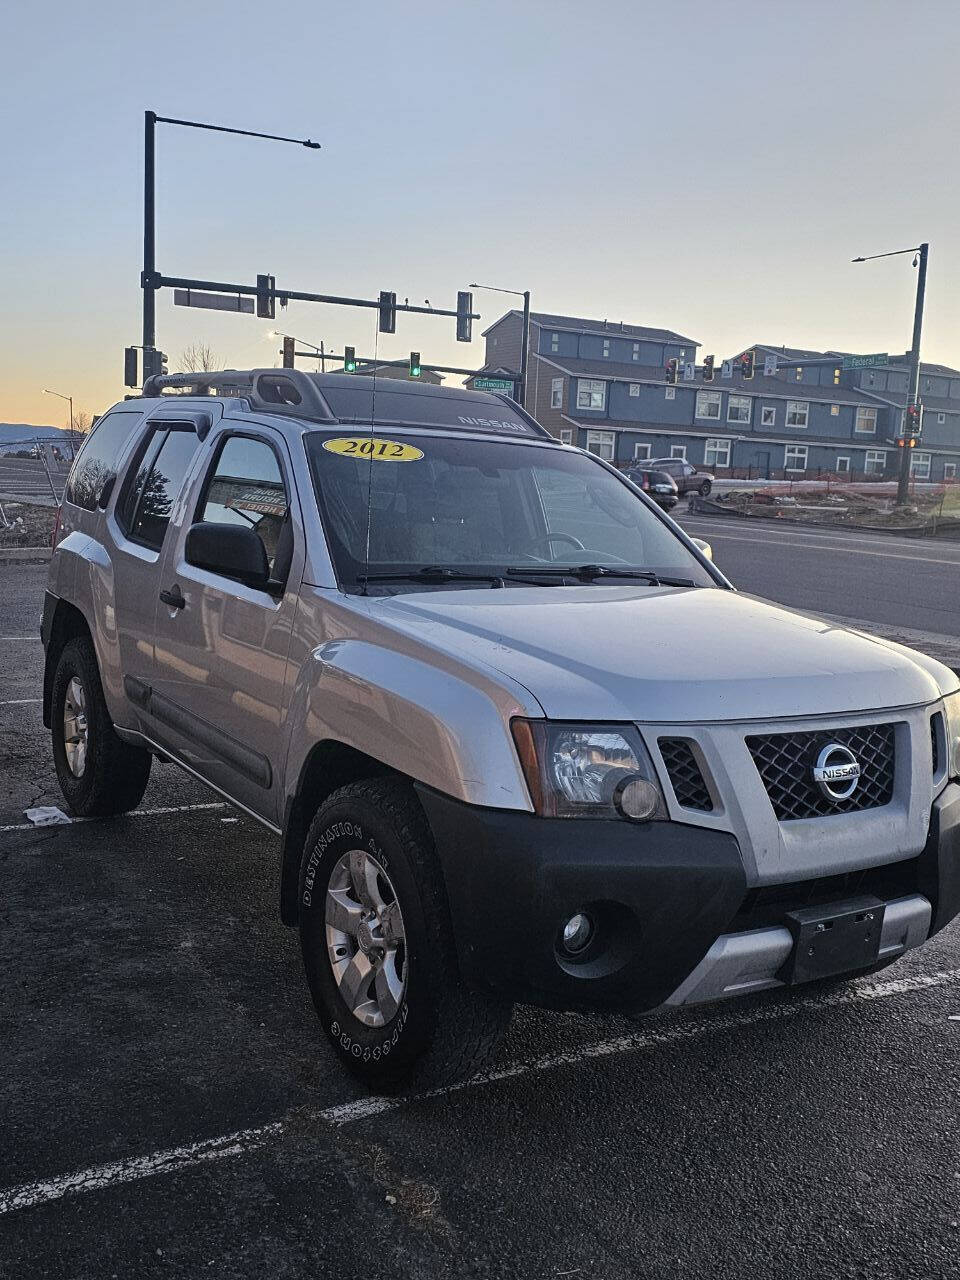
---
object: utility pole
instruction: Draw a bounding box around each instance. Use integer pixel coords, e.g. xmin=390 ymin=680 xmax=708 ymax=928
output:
xmin=898 ymin=242 xmax=929 ymax=506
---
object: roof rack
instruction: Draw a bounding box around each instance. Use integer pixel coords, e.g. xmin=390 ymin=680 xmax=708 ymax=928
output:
xmin=140 ymin=368 xmax=334 ymax=420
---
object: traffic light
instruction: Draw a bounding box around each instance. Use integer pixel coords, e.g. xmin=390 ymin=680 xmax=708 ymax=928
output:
xmin=665 ymin=358 xmax=679 ymax=385
xmin=256 ymin=274 xmax=276 ymax=320
xmin=124 ymin=346 xmax=138 ymax=387
xmin=282 ymin=336 xmax=295 ymax=369
xmin=739 ymin=349 xmax=756 ymax=380
xmin=143 ymin=349 xmax=168 ymax=379
xmin=904 ymin=404 xmax=923 ymax=436
xmin=344 ymin=346 xmax=357 ymax=373
xmin=378 ymin=291 xmax=397 ymax=334
xmin=703 ymin=354 xmax=715 ymax=383
xmin=456 ymin=290 xmax=473 ymax=343
xmin=409 ymin=351 xmax=422 ymax=379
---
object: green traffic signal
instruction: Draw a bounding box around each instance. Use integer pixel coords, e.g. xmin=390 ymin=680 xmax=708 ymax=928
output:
xmin=409 ymin=351 xmax=421 ymax=379
xmin=344 ymin=345 xmax=357 ymax=373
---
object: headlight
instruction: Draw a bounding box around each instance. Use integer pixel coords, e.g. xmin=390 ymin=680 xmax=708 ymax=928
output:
xmin=943 ymin=692 xmax=960 ymax=780
xmin=511 ymin=720 xmax=667 ymax=821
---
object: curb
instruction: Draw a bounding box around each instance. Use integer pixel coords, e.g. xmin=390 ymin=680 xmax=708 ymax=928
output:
xmin=0 ymin=547 xmax=51 ymax=565
xmin=685 ymin=502 xmax=960 ymax=543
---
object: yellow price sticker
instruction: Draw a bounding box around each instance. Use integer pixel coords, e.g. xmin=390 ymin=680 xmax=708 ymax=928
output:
xmin=322 ymin=436 xmax=424 ymax=462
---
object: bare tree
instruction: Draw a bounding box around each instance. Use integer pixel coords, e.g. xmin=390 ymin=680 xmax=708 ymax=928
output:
xmin=72 ymin=410 xmax=92 ymax=435
xmin=178 ymin=343 xmax=223 ymax=373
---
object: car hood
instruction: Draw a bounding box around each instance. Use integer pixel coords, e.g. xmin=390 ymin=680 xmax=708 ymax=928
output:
xmin=372 ymin=585 xmax=957 ymax=723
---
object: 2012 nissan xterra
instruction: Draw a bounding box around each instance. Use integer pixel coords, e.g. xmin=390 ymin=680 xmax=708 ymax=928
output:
xmin=41 ymin=368 xmax=960 ymax=1087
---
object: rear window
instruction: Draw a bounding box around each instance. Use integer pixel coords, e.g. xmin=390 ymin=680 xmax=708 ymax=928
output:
xmin=65 ymin=411 xmax=142 ymax=511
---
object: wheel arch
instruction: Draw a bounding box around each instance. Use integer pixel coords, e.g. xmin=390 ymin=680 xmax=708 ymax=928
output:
xmin=279 ymin=739 xmax=397 ymax=927
xmin=43 ymin=598 xmax=93 ymax=729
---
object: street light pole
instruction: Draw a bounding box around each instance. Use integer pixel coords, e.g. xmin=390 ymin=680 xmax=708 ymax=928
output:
xmin=142 ymin=110 xmax=321 ymax=363
xmin=852 ymin=242 xmax=929 ymax=506
xmin=44 ymin=388 xmax=74 ymax=432
xmin=470 ymin=282 xmax=532 ymax=409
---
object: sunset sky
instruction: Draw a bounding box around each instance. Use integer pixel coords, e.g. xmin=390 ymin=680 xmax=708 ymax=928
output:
xmin=2 ymin=0 xmax=958 ymax=428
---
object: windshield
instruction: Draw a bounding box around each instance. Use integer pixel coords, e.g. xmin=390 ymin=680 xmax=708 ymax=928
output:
xmin=305 ymin=430 xmax=717 ymax=591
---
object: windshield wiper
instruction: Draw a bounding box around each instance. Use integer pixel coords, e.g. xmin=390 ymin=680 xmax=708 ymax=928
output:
xmin=358 ymin=566 xmax=506 ymax=589
xmin=505 ymin=564 xmax=697 ymax=586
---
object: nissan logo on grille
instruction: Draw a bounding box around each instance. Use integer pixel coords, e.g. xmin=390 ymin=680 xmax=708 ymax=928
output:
xmin=812 ymin=743 xmax=861 ymax=801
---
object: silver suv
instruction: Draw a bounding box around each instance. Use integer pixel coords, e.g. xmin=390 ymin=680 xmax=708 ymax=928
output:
xmin=42 ymin=368 xmax=960 ymax=1089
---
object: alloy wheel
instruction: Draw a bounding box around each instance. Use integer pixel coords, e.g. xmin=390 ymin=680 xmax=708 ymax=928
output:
xmin=63 ymin=676 xmax=88 ymax=778
xmin=325 ymin=849 xmax=407 ymax=1027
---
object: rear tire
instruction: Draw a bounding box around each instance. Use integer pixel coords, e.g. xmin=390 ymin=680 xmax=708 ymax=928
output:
xmin=298 ymin=777 xmax=511 ymax=1089
xmin=51 ymin=636 xmax=152 ymax=817
xmin=698 ymin=480 xmax=712 ymax=496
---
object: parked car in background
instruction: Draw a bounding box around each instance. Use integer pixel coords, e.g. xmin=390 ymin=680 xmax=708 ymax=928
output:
xmin=623 ymin=466 xmax=679 ymax=511
xmin=650 ymin=458 xmax=714 ymax=496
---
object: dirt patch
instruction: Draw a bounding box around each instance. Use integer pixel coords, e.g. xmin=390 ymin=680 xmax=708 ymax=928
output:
xmin=0 ymin=502 xmax=56 ymax=548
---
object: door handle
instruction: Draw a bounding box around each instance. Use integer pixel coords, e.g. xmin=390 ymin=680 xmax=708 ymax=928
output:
xmin=159 ymin=585 xmax=186 ymax=610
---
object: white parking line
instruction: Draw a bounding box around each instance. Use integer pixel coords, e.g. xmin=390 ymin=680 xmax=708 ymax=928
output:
xmin=0 ymin=636 xmax=38 ymax=641
xmin=0 ymin=698 xmax=41 ymax=705
xmin=2 ymin=964 xmax=957 ymax=1215
xmin=0 ymin=802 xmax=226 ymax=833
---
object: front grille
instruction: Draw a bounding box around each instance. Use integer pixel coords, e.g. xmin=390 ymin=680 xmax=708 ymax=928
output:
xmin=658 ymin=738 xmax=713 ymax=811
xmin=745 ymin=722 xmax=896 ymax=821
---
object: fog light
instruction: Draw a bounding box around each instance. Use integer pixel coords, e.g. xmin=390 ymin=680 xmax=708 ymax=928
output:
xmin=560 ymin=912 xmax=594 ymax=955
xmin=615 ymin=777 xmax=661 ymax=822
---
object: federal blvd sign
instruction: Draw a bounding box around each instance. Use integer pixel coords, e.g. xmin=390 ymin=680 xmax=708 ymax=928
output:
xmin=473 ymin=375 xmax=516 ymax=395
xmin=174 ymin=288 xmax=255 ymax=314
xmin=841 ymin=352 xmax=888 ymax=370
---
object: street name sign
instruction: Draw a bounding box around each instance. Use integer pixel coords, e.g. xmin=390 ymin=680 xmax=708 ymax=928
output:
xmin=763 ymin=354 xmax=778 ymax=377
xmin=841 ymin=353 xmax=888 ymax=370
xmin=472 ymin=376 xmax=516 ymax=395
xmin=174 ymin=289 xmax=255 ymax=314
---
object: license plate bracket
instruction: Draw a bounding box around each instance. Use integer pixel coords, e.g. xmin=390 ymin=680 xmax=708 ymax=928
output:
xmin=783 ymin=895 xmax=885 ymax=985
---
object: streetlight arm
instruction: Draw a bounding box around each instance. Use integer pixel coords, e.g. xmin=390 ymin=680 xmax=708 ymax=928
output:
xmin=851 ymin=246 xmax=922 ymax=263
xmin=154 ymin=114 xmax=320 ymax=149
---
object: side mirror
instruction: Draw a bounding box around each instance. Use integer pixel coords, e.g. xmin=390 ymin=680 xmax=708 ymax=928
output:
xmin=185 ymin=522 xmax=270 ymax=589
xmin=690 ymin=537 xmax=713 ymax=562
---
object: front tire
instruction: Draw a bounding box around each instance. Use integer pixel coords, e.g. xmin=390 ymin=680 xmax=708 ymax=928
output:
xmin=698 ymin=480 xmax=712 ymax=496
xmin=51 ymin=636 xmax=152 ymax=816
xmin=298 ymin=778 xmax=511 ymax=1089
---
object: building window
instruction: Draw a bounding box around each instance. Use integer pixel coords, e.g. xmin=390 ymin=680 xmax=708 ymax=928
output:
xmin=944 ymin=462 xmax=956 ymax=480
xmin=559 ymin=428 xmax=574 ymax=445
xmin=577 ymin=379 xmax=606 ymax=411
xmin=830 ymin=405 xmax=840 ymax=416
xmin=836 ymin=456 xmax=850 ymax=473
xmin=786 ymin=400 xmax=809 ymax=428
xmin=728 ymin=395 xmax=751 ymax=424
xmin=696 ymin=390 xmax=722 ymax=420
xmin=629 ymin=383 xmax=641 ymax=397
xmin=551 ymin=377 xmax=563 ymax=409
xmin=760 ymin=406 xmax=776 ymax=427
xmin=705 ymin=437 xmax=731 ymax=468
xmin=938 ymin=412 xmax=946 ymax=424
xmin=670 ymin=445 xmax=687 ymax=460
xmin=633 ymin=443 xmax=651 ymax=460
xmin=833 ymin=368 xmax=841 ymax=385
xmin=550 ymin=332 xmax=559 ymax=353
xmin=795 ymin=367 xmax=803 ymax=382
xmin=632 ymin=343 xmax=640 ymax=362
xmin=784 ymin=445 xmax=808 ymax=473
xmin=864 ymin=450 xmax=887 ymax=475
xmin=665 ymin=386 xmax=676 ymax=401
xmin=602 ymin=339 xmax=610 ymax=358
xmin=586 ymin=430 xmax=615 ymax=461
xmin=855 ymin=406 xmax=877 ymax=434
xmin=910 ymin=451 xmax=932 ymax=480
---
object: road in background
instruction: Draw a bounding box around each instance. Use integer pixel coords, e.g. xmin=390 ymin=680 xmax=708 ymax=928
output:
xmin=0 ymin=455 xmax=66 ymax=505
xmin=678 ymin=511 xmax=960 ymax=666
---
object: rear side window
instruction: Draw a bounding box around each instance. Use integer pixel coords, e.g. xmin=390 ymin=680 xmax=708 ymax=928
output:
xmin=197 ymin=435 xmax=289 ymax=575
xmin=127 ymin=429 xmax=201 ymax=551
xmin=65 ymin=411 xmax=141 ymax=510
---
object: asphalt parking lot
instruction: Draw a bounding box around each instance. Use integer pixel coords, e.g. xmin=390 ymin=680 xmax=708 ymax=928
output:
xmin=3 ymin=560 xmax=960 ymax=1279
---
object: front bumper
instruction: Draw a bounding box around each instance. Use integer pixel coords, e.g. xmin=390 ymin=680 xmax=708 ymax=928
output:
xmin=415 ymin=781 xmax=960 ymax=1015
